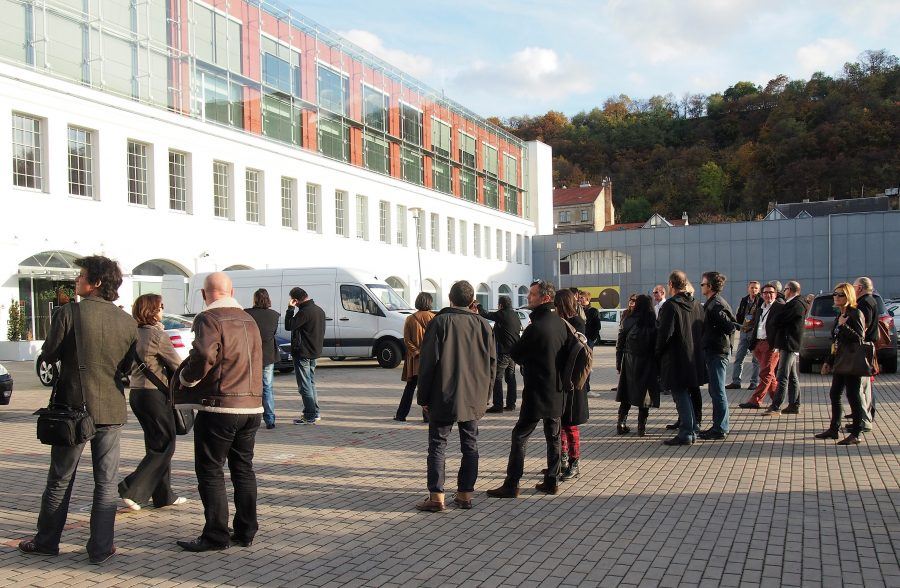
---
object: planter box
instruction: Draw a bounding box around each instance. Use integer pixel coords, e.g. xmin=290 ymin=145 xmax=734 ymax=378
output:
xmin=0 ymin=340 xmax=42 ymax=361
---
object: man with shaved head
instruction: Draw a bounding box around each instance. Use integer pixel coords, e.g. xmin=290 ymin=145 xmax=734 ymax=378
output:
xmin=175 ymin=271 xmax=264 ymax=552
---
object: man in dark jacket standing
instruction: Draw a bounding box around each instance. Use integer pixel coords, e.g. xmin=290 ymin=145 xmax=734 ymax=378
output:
xmin=739 ymin=283 xmax=783 ymax=409
xmin=727 ymin=281 xmax=760 ymax=391
xmin=582 ymin=291 xmax=601 ymax=396
xmin=415 ymin=281 xmax=495 ymax=512
xmin=285 ymin=287 xmax=326 ymax=424
xmin=765 ymin=280 xmax=807 ymax=415
xmin=477 ymin=295 xmax=520 ymax=412
xmin=176 ymin=272 xmax=263 ymax=552
xmin=488 ymin=280 xmax=569 ymax=497
xmin=699 ymin=271 xmax=737 ymax=440
xmin=853 ymin=276 xmax=877 ymax=431
xmin=19 ymin=256 xmax=137 ymax=565
xmin=656 ymin=270 xmax=703 ymax=446
xmin=245 ymin=288 xmax=280 ymax=429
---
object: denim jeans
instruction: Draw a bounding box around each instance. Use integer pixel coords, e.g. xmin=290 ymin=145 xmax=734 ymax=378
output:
xmin=492 ymin=354 xmax=517 ymax=408
xmin=261 ymin=363 xmax=275 ymax=426
xmin=730 ymin=331 xmax=759 ymax=386
xmin=193 ymin=411 xmax=261 ymax=546
xmin=706 ymin=353 xmax=730 ymax=434
xmin=772 ymin=351 xmax=800 ymax=408
xmin=671 ymin=387 xmax=696 ymax=442
xmin=34 ymin=424 xmax=122 ymax=559
xmin=293 ymin=357 xmax=319 ymax=420
xmin=427 ymin=419 xmax=479 ymax=493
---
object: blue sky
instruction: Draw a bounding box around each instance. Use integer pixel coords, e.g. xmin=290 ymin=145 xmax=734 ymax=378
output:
xmin=287 ymin=0 xmax=900 ymax=119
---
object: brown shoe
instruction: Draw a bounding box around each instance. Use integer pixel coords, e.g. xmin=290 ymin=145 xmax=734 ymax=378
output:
xmin=452 ymin=492 xmax=473 ymax=509
xmin=535 ymin=481 xmax=560 ymax=495
xmin=486 ymin=484 xmax=520 ymax=498
xmin=18 ymin=540 xmax=59 ymax=556
xmin=415 ymin=492 xmax=446 ymax=512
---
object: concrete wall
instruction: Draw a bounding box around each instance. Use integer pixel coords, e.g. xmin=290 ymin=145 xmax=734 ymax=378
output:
xmin=533 ymin=211 xmax=900 ymax=310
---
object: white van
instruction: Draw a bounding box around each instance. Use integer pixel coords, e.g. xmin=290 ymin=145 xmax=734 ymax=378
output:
xmin=187 ymin=267 xmax=412 ymax=368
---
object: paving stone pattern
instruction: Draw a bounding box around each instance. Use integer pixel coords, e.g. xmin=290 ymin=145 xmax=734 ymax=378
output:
xmin=1 ymin=348 xmax=899 ymax=587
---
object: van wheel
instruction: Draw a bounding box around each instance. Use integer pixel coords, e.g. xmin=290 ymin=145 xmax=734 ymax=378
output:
xmin=36 ymin=355 xmax=57 ymax=387
xmin=798 ymin=356 xmax=813 ymax=374
xmin=375 ymin=340 xmax=402 ymax=369
xmin=329 ymin=356 xmax=346 ymax=361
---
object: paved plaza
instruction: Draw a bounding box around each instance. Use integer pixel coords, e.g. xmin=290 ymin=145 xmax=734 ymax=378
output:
xmin=1 ymin=347 xmax=899 ymax=587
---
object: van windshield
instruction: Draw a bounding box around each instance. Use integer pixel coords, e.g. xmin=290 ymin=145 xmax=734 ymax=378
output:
xmin=368 ymin=284 xmax=412 ymax=311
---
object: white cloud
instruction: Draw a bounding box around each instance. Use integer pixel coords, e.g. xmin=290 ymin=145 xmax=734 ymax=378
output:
xmin=338 ymin=29 xmax=434 ymax=80
xmin=796 ymin=38 xmax=857 ymax=74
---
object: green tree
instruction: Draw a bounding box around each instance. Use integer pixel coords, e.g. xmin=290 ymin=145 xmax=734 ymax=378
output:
xmin=697 ymin=162 xmax=729 ymax=211
xmin=7 ymin=300 xmax=23 ymax=342
xmin=619 ymin=197 xmax=652 ymax=222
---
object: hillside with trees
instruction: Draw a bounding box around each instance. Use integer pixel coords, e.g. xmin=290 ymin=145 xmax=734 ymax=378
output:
xmin=493 ymin=50 xmax=900 ymax=223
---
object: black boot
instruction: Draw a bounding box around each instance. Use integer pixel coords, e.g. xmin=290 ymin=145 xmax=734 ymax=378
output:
xmin=560 ymin=458 xmax=579 ymax=481
xmin=617 ymin=419 xmax=630 ymax=435
xmin=638 ymin=409 xmax=648 ymax=436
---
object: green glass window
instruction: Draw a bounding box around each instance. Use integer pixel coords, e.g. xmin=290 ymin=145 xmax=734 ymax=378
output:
xmin=504 ymin=186 xmax=518 ymax=215
xmin=261 ymin=36 xmax=300 ymax=97
xmin=262 ymin=93 xmax=301 ymax=145
xmin=193 ymin=2 xmax=241 ymax=73
xmin=432 ymin=158 xmax=451 ymax=194
xmin=202 ymin=71 xmax=243 ymax=129
xmin=363 ymin=85 xmax=389 ymax=131
xmin=459 ymin=168 xmax=476 ymax=202
xmin=400 ymin=147 xmax=422 ymax=185
xmin=318 ymin=114 xmax=349 ymax=162
xmin=364 ymin=132 xmax=390 ymax=175
xmin=483 ymin=143 xmax=498 ymax=177
xmin=317 ymin=64 xmax=349 ymax=116
xmin=101 ymin=33 xmax=136 ymax=97
xmin=484 ymin=180 xmax=499 ymax=209
xmin=0 ymin=0 xmax=28 ymax=62
xmin=34 ymin=11 xmax=85 ymax=83
xmin=431 ymin=118 xmax=451 ymax=158
xmin=504 ymin=154 xmax=518 ymax=186
xmin=459 ymin=131 xmax=475 ymax=167
xmin=400 ymin=103 xmax=422 ymax=146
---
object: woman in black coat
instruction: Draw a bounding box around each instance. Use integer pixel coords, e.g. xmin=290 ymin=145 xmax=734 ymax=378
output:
xmin=816 ymin=282 xmax=867 ymax=445
xmin=616 ymin=295 xmax=659 ymax=436
xmin=554 ymin=289 xmax=589 ymax=481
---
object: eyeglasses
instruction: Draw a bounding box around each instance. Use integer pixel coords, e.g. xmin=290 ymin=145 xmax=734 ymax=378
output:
xmin=762 ymin=290 xmax=776 ymax=295
xmin=700 ymin=282 xmax=709 ymax=287
xmin=832 ymin=292 xmax=846 ymax=298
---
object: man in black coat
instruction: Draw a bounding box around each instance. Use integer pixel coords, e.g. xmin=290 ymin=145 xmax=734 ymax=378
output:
xmin=285 ymin=287 xmax=326 ymax=424
xmin=699 ymin=271 xmax=737 ymax=440
xmin=764 ymin=280 xmax=807 ymax=415
xmin=656 ymin=270 xmax=702 ymax=446
xmin=853 ymin=276 xmax=877 ymax=431
xmin=488 ymin=280 xmax=569 ymax=497
xmin=245 ymin=288 xmax=281 ymax=429
xmin=477 ymin=295 xmax=521 ymax=412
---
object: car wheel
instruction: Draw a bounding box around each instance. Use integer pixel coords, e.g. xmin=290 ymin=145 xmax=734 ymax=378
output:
xmin=36 ymin=355 xmax=57 ymax=387
xmin=879 ymin=354 xmax=897 ymax=374
xmin=329 ymin=356 xmax=346 ymax=361
xmin=798 ymin=356 xmax=813 ymax=374
xmin=375 ymin=340 xmax=402 ymax=369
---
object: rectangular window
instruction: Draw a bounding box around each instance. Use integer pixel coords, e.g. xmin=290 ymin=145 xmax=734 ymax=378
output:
xmin=168 ymin=151 xmax=187 ymax=211
xmin=306 ymin=183 xmax=320 ymax=232
xmin=356 ymin=194 xmax=369 ymax=240
xmin=431 ymin=118 xmax=451 ymax=157
xmin=447 ymin=217 xmax=456 ymax=254
xmin=430 ymin=212 xmax=439 ymax=251
xmin=516 ymin=234 xmax=524 ymax=263
xmin=379 ymin=201 xmax=391 ymax=244
xmin=459 ymin=220 xmax=467 ymax=256
xmin=281 ymin=176 xmax=295 ymax=228
xmin=400 ymin=147 xmax=423 ymax=185
xmin=363 ymin=85 xmax=389 ymax=131
xmin=483 ymin=143 xmax=498 ymax=176
xmin=414 ymin=209 xmax=425 ymax=248
xmin=67 ymin=127 xmax=93 ymax=198
xmin=335 ymin=190 xmax=348 ymax=237
xmin=484 ymin=180 xmax=499 ymax=209
xmin=505 ymin=231 xmax=512 ymax=262
xmin=396 ymin=204 xmax=407 ymax=246
xmin=458 ymin=131 xmax=475 ymax=167
xmin=318 ymin=114 xmax=349 ymax=161
xmin=496 ymin=229 xmax=503 ymax=260
xmin=524 ymin=236 xmax=531 ymax=265
xmin=317 ymin=64 xmax=349 ymax=116
xmin=460 ymin=169 xmax=477 ymax=201
xmin=363 ymin=132 xmax=390 ymax=175
xmin=581 ymin=208 xmax=589 ymax=222
xmin=193 ymin=2 xmax=241 ymax=72
xmin=432 ymin=158 xmax=451 ymax=194
xmin=484 ymin=226 xmax=491 ymax=260
xmin=262 ymin=93 xmax=301 ymax=145
xmin=202 ymin=71 xmax=244 ymax=129
xmin=245 ymin=169 xmax=261 ymax=224
xmin=127 ymin=140 xmax=149 ymax=205
xmin=400 ymin=103 xmax=422 ymax=146
xmin=505 ymin=186 xmax=518 ymax=215
xmin=504 ymin=153 xmax=518 ymax=186
xmin=212 ymin=161 xmax=231 ymax=218
xmin=473 ymin=223 xmax=481 ymax=258
xmin=12 ymin=113 xmax=43 ymax=190
xmin=261 ymin=36 xmax=300 ymax=96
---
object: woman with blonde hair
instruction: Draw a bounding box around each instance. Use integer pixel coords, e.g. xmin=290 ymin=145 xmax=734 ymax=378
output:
xmin=816 ymin=283 xmax=867 ymax=445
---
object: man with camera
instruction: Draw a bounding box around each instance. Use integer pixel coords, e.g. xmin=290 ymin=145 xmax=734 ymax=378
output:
xmin=285 ymin=287 xmax=326 ymax=424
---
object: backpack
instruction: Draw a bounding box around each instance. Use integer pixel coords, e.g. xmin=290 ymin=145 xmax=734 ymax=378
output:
xmin=561 ymin=321 xmax=593 ymax=393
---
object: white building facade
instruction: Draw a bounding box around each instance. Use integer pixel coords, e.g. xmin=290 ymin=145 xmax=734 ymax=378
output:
xmin=0 ymin=0 xmax=552 ymax=346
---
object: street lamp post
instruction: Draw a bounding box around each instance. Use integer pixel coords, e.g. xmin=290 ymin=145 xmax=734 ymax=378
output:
xmin=409 ymin=207 xmax=424 ymax=294
xmin=556 ymin=241 xmax=563 ymax=289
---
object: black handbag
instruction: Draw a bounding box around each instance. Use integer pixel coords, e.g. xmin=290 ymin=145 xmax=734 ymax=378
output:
xmin=34 ymin=303 xmax=96 ymax=446
xmin=833 ymin=313 xmax=876 ymax=377
xmin=130 ymin=347 xmax=194 ymax=435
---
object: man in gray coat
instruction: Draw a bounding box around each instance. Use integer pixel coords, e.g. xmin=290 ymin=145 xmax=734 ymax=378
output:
xmin=415 ymin=281 xmax=496 ymax=512
xmin=19 ymin=256 xmax=137 ymax=565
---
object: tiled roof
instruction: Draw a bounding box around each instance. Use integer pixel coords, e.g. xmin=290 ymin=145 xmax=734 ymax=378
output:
xmin=553 ymin=185 xmax=604 ymax=207
xmin=773 ymin=196 xmax=890 ymax=218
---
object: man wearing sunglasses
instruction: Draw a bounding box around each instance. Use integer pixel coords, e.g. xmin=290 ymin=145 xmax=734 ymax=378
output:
xmin=698 ymin=272 xmax=738 ymax=440
xmin=764 ymin=280 xmax=807 ymax=415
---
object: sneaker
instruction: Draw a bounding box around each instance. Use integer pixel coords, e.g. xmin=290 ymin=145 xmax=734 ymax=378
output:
xmin=587 ymin=391 xmax=602 ymax=398
xmin=89 ymin=546 xmax=116 ymax=565
xmin=293 ymin=416 xmax=321 ymax=425
xmin=265 ymin=423 xmax=276 ymax=429
xmin=748 ymin=383 xmax=758 ymax=390
xmin=122 ymin=498 xmax=141 ymax=511
xmin=762 ymin=406 xmax=781 ymax=416
xmin=169 ymin=497 xmax=188 ymax=507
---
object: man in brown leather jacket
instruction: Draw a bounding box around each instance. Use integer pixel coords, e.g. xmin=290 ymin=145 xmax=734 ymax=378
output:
xmin=175 ymin=272 xmax=263 ymax=552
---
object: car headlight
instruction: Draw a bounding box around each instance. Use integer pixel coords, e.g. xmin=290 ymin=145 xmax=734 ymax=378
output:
xmin=0 ymin=364 xmax=8 ymax=377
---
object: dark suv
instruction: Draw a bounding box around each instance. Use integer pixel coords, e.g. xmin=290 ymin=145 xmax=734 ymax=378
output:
xmin=799 ymin=293 xmax=898 ymax=373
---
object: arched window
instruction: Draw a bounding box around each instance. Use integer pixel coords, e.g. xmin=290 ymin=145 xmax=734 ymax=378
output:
xmin=386 ymin=276 xmax=409 ymax=304
xmin=476 ymin=283 xmax=490 ymax=309
xmin=223 ymin=264 xmax=253 ymax=271
xmin=498 ymin=284 xmax=511 ymax=305
xmin=517 ymin=285 xmax=528 ymax=308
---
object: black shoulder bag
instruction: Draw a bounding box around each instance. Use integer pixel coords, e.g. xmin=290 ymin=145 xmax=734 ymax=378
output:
xmin=34 ymin=303 xmax=97 ymax=446
xmin=130 ymin=345 xmax=194 ymax=436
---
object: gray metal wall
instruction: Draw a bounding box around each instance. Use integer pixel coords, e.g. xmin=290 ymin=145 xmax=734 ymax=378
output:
xmin=533 ymin=211 xmax=900 ymax=310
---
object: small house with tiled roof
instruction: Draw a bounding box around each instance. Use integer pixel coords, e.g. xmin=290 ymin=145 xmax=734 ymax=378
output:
xmin=553 ymin=178 xmax=615 ymax=233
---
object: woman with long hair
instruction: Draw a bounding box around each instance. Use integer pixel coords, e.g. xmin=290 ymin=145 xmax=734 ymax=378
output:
xmin=816 ymin=283 xmax=867 ymax=445
xmin=554 ymin=289 xmax=588 ymax=480
xmin=616 ymin=295 xmax=659 ymax=436
xmin=119 ymin=294 xmax=186 ymax=510
xmin=395 ymin=292 xmax=436 ymax=422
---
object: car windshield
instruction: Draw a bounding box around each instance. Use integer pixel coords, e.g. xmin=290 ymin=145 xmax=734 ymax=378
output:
xmin=367 ymin=284 xmax=412 ymax=311
xmin=811 ymin=297 xmax=839 ymax=318
xmin=161 ymin=314 xmax=193 ymax=330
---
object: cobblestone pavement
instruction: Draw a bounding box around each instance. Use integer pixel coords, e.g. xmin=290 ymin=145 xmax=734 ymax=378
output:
xmin=1 ymin=347 xmax=899 ymax=588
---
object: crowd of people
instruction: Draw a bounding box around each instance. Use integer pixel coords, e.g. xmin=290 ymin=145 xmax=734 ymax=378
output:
xmin=15 ymin=254 xmax=884 ymax=560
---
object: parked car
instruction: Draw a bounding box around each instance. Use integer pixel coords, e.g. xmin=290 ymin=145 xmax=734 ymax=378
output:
xmin=516 ymin=308 xmax=532 ymax=331
xmin=799 ymin=293 xmax=898 ymax=373
xmin=275 ymin=335 xmax=294 ymax=373
xmin=0 ymin=362 xmax=12 ymax=405
xmin=596 ymin=308 xmax=627 ymax=344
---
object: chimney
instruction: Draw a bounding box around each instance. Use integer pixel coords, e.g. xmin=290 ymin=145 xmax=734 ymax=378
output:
xmin=682 ymin=211 xmax=689 ymax=226
xmin=579 ymin=181 xmax=591 ymax=188
xmin=802 ymin=198 xmax=810 ymax=203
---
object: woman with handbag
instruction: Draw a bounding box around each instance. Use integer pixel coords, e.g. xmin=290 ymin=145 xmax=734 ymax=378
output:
xmin=395 ymin=292 xmax=436 ymax=422
xmin=118 ymin=294 xmax=187 ymax=510
xmin=616 ymin=295 xmax=659 ymax=436
xmin=815 ymin=283 xmax=868 ymax=445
